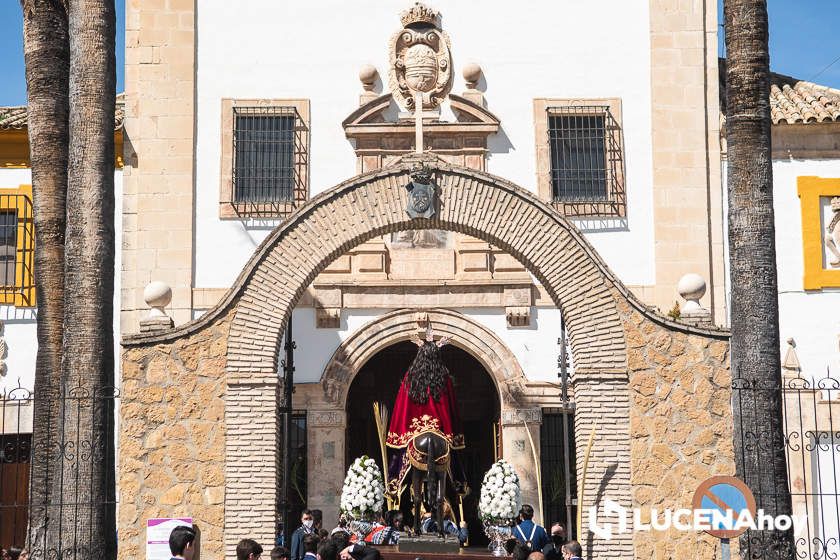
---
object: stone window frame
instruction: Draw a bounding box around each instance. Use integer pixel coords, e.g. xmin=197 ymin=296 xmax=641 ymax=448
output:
xmin=219 ymin=98 xmax=310 ymax=219
xmin=534 ymin=97 xmax=626 ymax=218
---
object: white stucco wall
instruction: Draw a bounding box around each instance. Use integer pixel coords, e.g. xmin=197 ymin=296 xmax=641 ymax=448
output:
xmin=289 ymin=306 xmax=565 ymax=388
xmin=771 ymin=158 xmax=840 ymax=378
xmin=0 ymin=168 xmax=123 ymax=395
xmin=193 ymin=0 xmax=656 ymax=290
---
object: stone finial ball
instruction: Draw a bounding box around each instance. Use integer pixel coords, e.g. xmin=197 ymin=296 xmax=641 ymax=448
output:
xmin=677 ymin=273 xmax=706 ymax=301
xmin=462 ymin=62 xmax=482 ymax=86
xmin=144 ymin=280 xmax=172 ymax=309
xmin=359 ymin=64 xmax=378 ymax=85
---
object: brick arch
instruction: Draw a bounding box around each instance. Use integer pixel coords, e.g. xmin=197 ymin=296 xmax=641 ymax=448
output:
xmin=226 ymin=158 xmax=629 ymax=381
xmin=320 ymin=308 xmax=529 ymax=408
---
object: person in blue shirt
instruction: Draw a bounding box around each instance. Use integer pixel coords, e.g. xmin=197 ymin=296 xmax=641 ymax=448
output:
xmin=291 ymin=509 xmax=316 ymax=560
xmin=512 ymin=505 xmax=548 ymax=552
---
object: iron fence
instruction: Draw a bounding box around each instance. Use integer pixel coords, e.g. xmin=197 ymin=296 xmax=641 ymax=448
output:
xmin=0 ymin=382 xmax=118 ymax=559
xmin=733 ymin=373 xmax=840 ymax=559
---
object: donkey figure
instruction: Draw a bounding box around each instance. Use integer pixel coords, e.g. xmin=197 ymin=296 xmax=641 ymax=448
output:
xmin=410 ymin=431 xmax=450 ymax=537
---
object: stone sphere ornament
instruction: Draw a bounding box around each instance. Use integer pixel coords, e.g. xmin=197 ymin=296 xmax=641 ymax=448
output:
xmin=462 ymin=62 xmax=482 ymax=89
xmin=677 ymin=273 xmax=707 ymax=315
xmin=358 ymin=64 xmax=378 ymax=92
xmin=144 ymin=280 xmax=172 ymax=318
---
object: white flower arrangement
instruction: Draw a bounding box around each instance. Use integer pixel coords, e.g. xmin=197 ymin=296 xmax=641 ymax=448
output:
xmin=478 ymin=459 xmax=521 ymax=522
xmin=340 ymin=455 xmax=385 ymax=519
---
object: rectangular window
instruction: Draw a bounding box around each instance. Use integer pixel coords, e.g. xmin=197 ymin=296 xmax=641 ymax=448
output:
xmin=0 ymin=188 xmax=34 ymax=307
xmin=233 ymin=108 xmax=297 ymax=203
xmin=540 ymin=410 xmax=577 ymax=539
xmin=0 ymin=210 xmax=17 ymax=286
xmin=220 ymin=100 xmax=310 ymax=219
xmin=534 ymin=99 xmax=625 ymax=218
xmin=549 ymin=111 xmax=608 ymax=201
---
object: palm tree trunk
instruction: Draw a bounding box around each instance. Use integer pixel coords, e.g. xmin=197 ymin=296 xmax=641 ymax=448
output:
xmin=20 ymin=1 xmax=69 ymax=557
xmin=52 ymin=0 xmax=117 ymax=557
xmin=723 ymin=1 xmax=795 ymax=558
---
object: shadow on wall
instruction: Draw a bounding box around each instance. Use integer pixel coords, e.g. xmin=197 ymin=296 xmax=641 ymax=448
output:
xmin=585 ymin=462 xmax=619 ymax=557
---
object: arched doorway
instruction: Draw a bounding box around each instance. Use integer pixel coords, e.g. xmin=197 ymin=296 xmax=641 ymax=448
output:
xmin=346 ymin=341 xmax=500 ymax=544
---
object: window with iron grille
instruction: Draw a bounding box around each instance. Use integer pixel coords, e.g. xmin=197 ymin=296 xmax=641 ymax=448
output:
xmin=543 ymin=104 xmax=626 ymax=218
xmin=223 ymin=104 xmax=309 ymax=218
xmin=0 ymin=191 xmax=34 ymax=307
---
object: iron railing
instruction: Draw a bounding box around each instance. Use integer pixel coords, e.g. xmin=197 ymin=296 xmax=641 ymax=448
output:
xmin=733 ymin=373 xmax=840 ymax=559
xmin=0 ymin=382 xmax=118 ymax=559
xmin=547 ymin=105 xmax=626 ymax=218
xmin=0 ymin=193 xmax=34 ymax=306
xmin=230 ymin=106 xmax=309 ymax=218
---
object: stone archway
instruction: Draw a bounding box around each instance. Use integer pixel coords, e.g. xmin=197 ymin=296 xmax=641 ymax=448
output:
xmin=306 ymin=308 xmax=544 ymax=525
xmin=120 ymin=157 xmax=733 ymax=560
xmin=319 ymin=308 xmax=528 ymax=408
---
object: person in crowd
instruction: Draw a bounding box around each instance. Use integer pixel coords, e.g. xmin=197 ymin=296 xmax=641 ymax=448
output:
xmin=331 ymin=532 xmax=381 ymax=560
xmin=364 ymin=510 xmax=403 ymax=544
xmin=270 ymin=546 xmax=289 ymax=560
xmin=291 ymin=509 xmax=316 ymax=560
xmin=420 ymin=502 xmax=468 ymax=545
xmin=317 ymin=540 xmax=340 ymax=560
xmin=542 ymin=523 xmax=567 ymax=560
xmin=237 ymin=538 xmax=264 ymax=560
xmin=168 ymin=525 xmax=197 ymax=560
xmin=561 ymin=541 xmax=583 ymax=560
xmin=527 ymin=552 xmax=545 ymax=560
xmin=513 ymin=505 xmax=548 ymax=552
xmin=2 ymin=549 xmax=23 ymax=560
xmin=511 ymin=542 xmax=531 ymax=560
xmin=302 ymin=534 xmax=319 ymax=560
xmin=312 ymin=509 xmax=324 ymax=531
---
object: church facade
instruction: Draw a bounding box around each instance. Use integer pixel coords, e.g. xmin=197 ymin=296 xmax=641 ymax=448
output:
xmin=1 ymin=0 xmax=839 ymax=558
xmin=118 ymin=1 xmax=733 ymax=559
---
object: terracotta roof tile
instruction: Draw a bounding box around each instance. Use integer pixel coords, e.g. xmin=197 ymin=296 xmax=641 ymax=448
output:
xmin=719 ymin=59 xmax=840 ymax=125
xmin=0 ymin=93 xmax=125 ymax=131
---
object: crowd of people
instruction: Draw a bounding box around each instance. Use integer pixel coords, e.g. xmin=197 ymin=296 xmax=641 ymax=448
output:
xmin=165 ymin=504 xmax=584 ymax=560
xmin=0 ymin=548 xmax=26 ymax=560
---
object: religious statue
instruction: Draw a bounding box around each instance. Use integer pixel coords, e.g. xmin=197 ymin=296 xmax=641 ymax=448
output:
xmin=826 ymin=196 xmax=840 ymax=268
xmin=385 ymin=321 xmax=467 ymax=537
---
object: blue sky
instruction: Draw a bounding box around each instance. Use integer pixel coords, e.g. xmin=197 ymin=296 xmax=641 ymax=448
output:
xmin=0 ymin=1 xmax=838 ymax=105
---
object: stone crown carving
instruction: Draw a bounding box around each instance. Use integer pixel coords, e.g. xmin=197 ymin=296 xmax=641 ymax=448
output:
xmin=400 ymin=2 xmax=439 ymax=27
xmin=389 ymin=2 xmax=452 ymax=110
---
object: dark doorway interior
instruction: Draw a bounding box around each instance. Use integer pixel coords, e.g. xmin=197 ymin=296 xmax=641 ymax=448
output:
xmin=346 ymin=341 xmax=500 ymax=545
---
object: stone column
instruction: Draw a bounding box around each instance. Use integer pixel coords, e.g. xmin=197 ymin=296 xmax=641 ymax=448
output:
xmin=225 ymin=377 xmax=279 ymax=557
xmin=306 ymin=410 xmax=348 ymax=528
xmin=572 ymin=372 xmax=633 ymax=559
xmin=500 ymin=407 xmax=542 ymax=523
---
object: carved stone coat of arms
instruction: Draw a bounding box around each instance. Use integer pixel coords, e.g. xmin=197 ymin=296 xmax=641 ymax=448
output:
xmin=389 ymin=2 xmax=453 ymax=110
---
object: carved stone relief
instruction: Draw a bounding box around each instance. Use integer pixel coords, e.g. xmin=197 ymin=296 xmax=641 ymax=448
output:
xmin=388 ymin=2 xmax=452 ymax=110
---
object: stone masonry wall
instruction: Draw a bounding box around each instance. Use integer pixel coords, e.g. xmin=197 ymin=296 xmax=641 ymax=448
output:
xmin=618 ymin=297 xmax=734 ymax=558
xmin=118 ymin=310 xmax=232 ymax=559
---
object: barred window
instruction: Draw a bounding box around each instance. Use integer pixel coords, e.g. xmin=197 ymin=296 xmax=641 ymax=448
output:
xmin=535 ymin=99 xmax=625 ymax=218
xmin=0 ymin=210 xmax=17 ymax=286
xmin=0 ymin=190 xmax=34 ymax=307
xmin=220 ymin=100 xmax=310 ymax=219
xmin=549 ymin=110 xmax=608 ymax=201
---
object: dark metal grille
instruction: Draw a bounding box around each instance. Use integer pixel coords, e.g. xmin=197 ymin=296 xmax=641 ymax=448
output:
xmin=547 ymin=106 xmax=625 ymax=217
xmin=1 ymin=382 xmax=117 ymax=558
xmin=232 ymin=106 xmax=308 ymax=217
xmin=0 ymin=194 xmax=34 ymax=306
xmin=733 ymin=373 xmax=840 ymax=559
xmin=540 ymin=410 xmax=577 ymax=539
xmin=278 ymin=410 xmax=307 ymax=544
